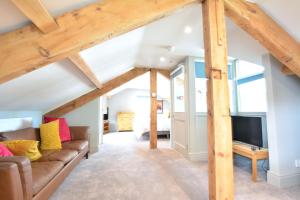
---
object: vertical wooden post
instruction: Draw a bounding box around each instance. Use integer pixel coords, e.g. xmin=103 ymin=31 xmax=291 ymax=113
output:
xmin=202 ymin=0 xmax=234 ymax=199
xmin=150 ymin=69 xmax=158 ymax=149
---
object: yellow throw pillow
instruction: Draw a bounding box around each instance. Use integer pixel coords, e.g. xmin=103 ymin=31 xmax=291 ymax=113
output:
xmin=40 ymin=120 xmax=62 ymax=150
xmin=1 ymin=140 xmax=42 ymax=161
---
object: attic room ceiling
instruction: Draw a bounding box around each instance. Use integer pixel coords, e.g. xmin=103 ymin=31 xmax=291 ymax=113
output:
xmin=0 ymin=0 xmax=299 ymax=112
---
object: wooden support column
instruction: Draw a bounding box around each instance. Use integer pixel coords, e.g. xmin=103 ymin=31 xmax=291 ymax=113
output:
xmin=202 ymin=0 xmax=234 ymax=199
xmin=150 ymin=69 xmax=157 ymax=149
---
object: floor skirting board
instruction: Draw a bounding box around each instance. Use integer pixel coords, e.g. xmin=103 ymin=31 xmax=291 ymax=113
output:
xmin=173 ymin=142 xmax=208 ymax=162
xmin=268 ymin=170 xmax=300 ymax=188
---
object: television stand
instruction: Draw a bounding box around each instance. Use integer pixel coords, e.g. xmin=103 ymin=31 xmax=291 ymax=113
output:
xmin=233 ymin=141 xmax=269 ymax=182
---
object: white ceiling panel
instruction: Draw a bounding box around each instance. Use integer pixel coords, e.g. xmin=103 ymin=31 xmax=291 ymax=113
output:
xmin=0 ymin=60 xmax=94 ymax=111
xmin=80 ymin=28 xmax=145 ymax=83
xmin=0 ymin=0 xmax=100 ymax=34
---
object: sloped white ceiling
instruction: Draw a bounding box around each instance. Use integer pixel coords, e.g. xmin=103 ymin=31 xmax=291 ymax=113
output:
xmin=251 ymin=0 xmax=300 ymax=42
xmin=0 ymin=0 xmax=299 ymax=112
xmin=0 ymin=0 xmax=100 ymax=33
xmin=0 ymin=60 xmax=94 ymax=111
xmin=80 ymin=28 xmax=145 ymax=83
xmin=106 ymin=72 xmax=170 ymax=99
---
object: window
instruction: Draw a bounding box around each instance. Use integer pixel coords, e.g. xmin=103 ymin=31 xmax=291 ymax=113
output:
xmin=173 ymin=67 xmax=185 ymax=112
xmin=195 ymin=61 xmax=207 ymax=112
xmin=235 ymin=60 xmax=267 ymax=112
xmin=194 ymin=61 xmax=234 ymax=113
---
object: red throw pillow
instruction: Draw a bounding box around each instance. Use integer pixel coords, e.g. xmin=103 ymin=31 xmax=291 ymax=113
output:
xmin=0 ymin=144 xmax=13 ymax=157
xmin=44 ymin=117 xmax=71 ymax=142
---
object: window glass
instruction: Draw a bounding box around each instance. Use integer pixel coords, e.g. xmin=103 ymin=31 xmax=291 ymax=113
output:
xmin=236 ymin=60 xmax=264 ymax=78
xmin=195 ymin=61 xmax=234 ymax=112
xmin=237 ymin=78 xmax=267 ymax=112
xmin=173 ymin=68 xmax=185 ymax=112
xmin=236 ymin=60 xmax=267 ymax=112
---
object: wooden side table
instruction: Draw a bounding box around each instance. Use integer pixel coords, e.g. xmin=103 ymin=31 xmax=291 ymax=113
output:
xmin=103 ymin=120 xmax=109 ymax=134
xmin=233 ymin=142 xmax=269 ymax=182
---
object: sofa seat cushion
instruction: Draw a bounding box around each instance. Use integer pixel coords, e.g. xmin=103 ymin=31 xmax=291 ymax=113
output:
xmin=62 ymin=140 xmax=88 ymax=152
xmin=37 ymin=149 xmax=78 ymax=164
xmin=31 ymin=161 xmax=64 ymax=195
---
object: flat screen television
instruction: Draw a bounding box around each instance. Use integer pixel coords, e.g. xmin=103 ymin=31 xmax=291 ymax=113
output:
xmin=232 ymin=116 xmax=263 ymax=147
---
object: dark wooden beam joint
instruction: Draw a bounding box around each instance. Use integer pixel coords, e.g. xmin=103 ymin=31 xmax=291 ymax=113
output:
xmin=211 ymin=69 xmax=222 ymax=80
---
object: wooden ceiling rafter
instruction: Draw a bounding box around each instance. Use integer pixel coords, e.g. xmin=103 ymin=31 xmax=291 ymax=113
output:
xmin=156 ymin=69 xmax=171 ymax=79
xmin=45 ymin=67 xmax=150 ymax=117
xmin=11 ymin=0 xmax=59 ymax=34
xmin=10 ymin=0 xmax=103 ymax=88
xmin=281 ymin=65 xmax=294 ymax=76
xmin=224 ymin=0 xmax=300 ymax=78
xmin=68 ymin=54 xmax=102 ymax=88
xmin=0 ymin=0 xmax=198 ymax=84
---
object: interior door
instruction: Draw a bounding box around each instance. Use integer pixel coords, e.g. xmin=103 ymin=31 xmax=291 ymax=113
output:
xmin=170 ymin=65 xmax=187 ymax=154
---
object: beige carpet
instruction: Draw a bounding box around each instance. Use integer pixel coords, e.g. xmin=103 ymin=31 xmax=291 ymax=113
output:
xmin=50 ymin=132 xmax=300 ymax=200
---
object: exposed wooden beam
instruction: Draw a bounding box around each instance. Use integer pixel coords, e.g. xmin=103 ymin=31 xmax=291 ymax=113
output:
xmin=281 ymin=65 xmax=294 ymax=75
xmin=10 ymin=0 xmax=59 ymax=33
xmin=157 ymin=69 xmax=171 ymax=79
xmin=68 ymin=54 xmax=102 ymax=88
xmin=150 ymin=69 xmax=158 ymax=149
xmin=202 ymin=0 xmax=234 ymax=199
xmin=0 ymin=0 xmax=198 ymax=84
xmin=224 ymin=0 xmax=300 ymax=78
xmin=10 ymin=1 xmax=103 ymax=86
xmin=45 ymin=68 xmax=149 ymax=117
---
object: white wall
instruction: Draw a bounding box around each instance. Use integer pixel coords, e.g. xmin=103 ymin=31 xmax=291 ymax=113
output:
xmin=0 ymin=111 xmax=43 ymax=128
xmin=0 ymin=117 xmax=33 ymax=132
xmin=102 ymin=96 xmax=108 ymax=114
xmin=171 ymin=58 xmax=208 ymax=161
xmin=264 ymin=54 xmax=300 ymax=188
xmin=227 ymin=25 xmax=267 ymax=66
xmin=63 ymin=97 xmax=102 ymax=153
xmin=108 ymin=88 xmax=170 ymax=133
xmin=186 ymin=57 xmax=208 ymax=161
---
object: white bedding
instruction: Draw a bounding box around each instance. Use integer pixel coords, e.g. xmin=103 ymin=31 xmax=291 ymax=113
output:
xmin=133 ymin=117 xmax=170 ymax=139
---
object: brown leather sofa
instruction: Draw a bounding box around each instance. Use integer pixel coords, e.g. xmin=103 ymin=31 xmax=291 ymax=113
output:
xmin=0 ymin=126 xmax=89 ymax=200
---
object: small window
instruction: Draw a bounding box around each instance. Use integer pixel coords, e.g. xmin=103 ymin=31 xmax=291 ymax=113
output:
xmin=172 ymin=67 xmax=185 ymax=112
xmin=236 ymin=60 xmax=267 ymax=112
xmin=194 ymin=61 xmax=234 ymax=113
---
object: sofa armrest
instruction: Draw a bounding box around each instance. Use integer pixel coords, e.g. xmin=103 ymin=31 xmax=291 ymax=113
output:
xmin=0 ymin=162 xmax=24 ymax=200
xmin=0 ymin=157 xmax=32 ymax=200
xmin=69 ymin=126 xmax=89 ymax=141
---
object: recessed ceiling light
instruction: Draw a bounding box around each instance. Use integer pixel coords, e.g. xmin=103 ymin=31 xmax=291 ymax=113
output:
xmin=184 ymin=26 xmax=192 ymax=34
xmin=160 ymin=57 xmax=166 ymax=62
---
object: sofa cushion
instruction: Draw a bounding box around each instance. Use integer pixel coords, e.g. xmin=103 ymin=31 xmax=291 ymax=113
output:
xmin=44 ymin=117 xmax=71 ymax=142
xmin=62 ymin=140 xmax=88 ymax=152
xmin=1 ymin=140 xmax=42 ymax=161
xmin=40 ymin=121 xmax=62 ymax=150
xmin=0 ymin=128 xmax=40 ymax=142
xmin=31 ymin=161 xmax=64 ymax=195
xmin=37 ymin=149 xmax=78 ymax=164
xmin=0 ymin=144 xmax=13 ymax=156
